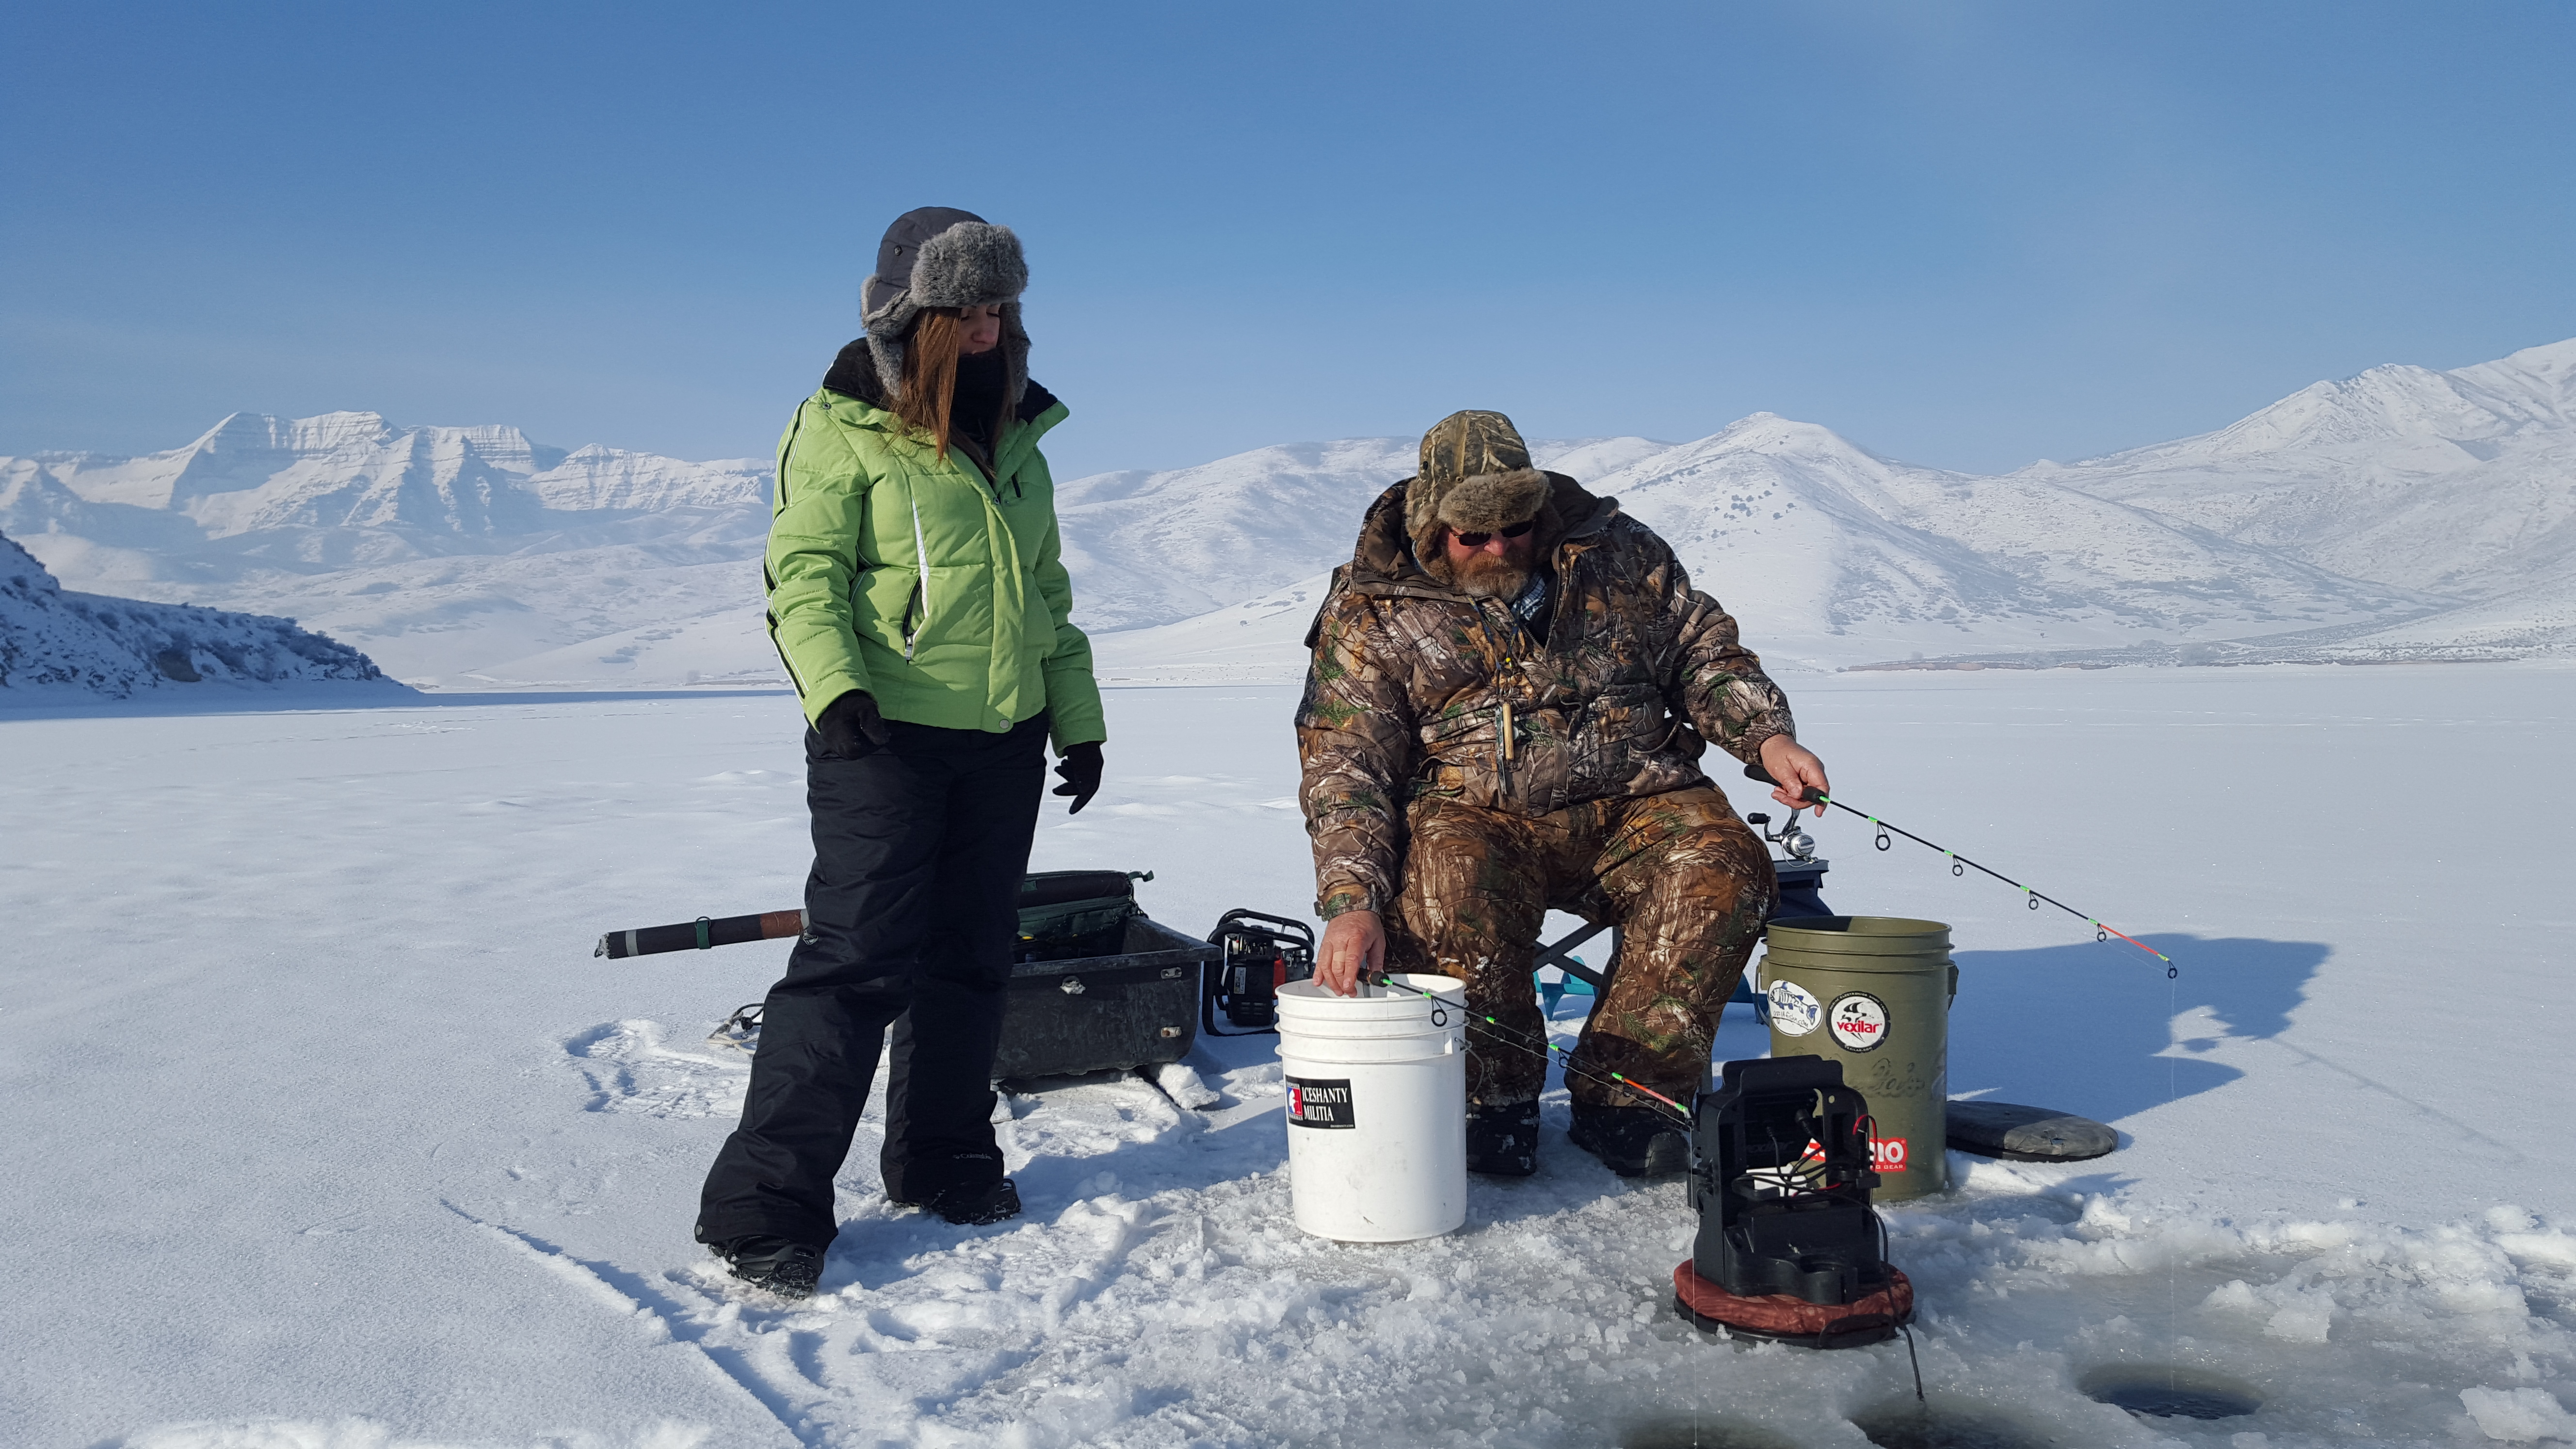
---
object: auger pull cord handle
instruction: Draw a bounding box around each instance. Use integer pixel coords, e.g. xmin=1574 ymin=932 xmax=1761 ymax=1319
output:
xmin=1739 ymin=765 xmax=2176 ymax=977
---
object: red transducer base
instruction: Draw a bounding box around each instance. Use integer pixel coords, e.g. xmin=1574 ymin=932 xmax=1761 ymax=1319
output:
xmin=1672 ymin=1260 xmax=1915 ymax=1349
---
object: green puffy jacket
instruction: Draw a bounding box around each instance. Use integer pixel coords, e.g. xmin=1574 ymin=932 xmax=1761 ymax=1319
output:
xmin=763 ymin=383 xmax=1105 ymax=750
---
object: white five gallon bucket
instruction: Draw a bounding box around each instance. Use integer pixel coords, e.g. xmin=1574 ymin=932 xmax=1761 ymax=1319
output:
xmin=1275 ymin=973 xmax=1467 ymax=1242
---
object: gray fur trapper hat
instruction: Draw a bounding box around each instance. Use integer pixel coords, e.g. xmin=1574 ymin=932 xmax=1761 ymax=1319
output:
xmin=860 ymin=206 xmax=1031 ymax=404
xmin=1405 ymin=409 xmax=1553 ymax=579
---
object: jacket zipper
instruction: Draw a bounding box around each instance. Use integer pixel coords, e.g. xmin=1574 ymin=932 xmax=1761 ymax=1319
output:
xmin=902 ymin=497 xmax=931 ymax=661
xmin=765 ymin=609 xmax=806 ymax=699
xmin=766 ymin=407 xmax=810 ymax=696
xmin=773 ymin=406 xmax=805 ymax=514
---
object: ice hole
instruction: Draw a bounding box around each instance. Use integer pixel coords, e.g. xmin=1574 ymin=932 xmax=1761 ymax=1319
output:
xmin=2077 ymin=1364 xmax=2263 ymax=1419
xmin=1849 ymin=1402 xmax=2061 ymax=1449
xmin=1618 ymin=1419 xmax=1800 ymax=1449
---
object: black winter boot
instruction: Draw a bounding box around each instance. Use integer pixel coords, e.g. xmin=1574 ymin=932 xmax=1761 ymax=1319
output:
xmin=888 ymin=1150 xmax=1022 ymax=1225
xmin=918 ymin=1177 xmax=1022 ymax=1225
xmin=708 ymin=1235 xmax=827 ymax=1298
xmin=1569 ymin=1102 xmax=1690 ymax=1178
xmin=1465 ymin=1101 xmax=1541 ymax=1176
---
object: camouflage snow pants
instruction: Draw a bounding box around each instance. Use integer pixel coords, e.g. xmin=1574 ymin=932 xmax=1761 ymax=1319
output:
xmin=1385 ymin=787 xmax=1776 ymax=1109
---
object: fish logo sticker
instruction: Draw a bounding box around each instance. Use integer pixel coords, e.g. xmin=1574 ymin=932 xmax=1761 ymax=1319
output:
xmin=1286 ymin=1077 xmax=1355 ymax=1129
xmin=1827 ymin=992 xmax=1890 ymax=1052
xmin=1767 ymin=980 xmax=1824 ymax=1036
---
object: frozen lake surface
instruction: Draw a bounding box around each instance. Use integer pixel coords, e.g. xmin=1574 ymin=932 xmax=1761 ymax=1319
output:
xmin=4 ymin=664 xmax=2572 ymax=1447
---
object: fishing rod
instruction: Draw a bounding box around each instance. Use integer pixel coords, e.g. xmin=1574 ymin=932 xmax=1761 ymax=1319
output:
xmin=1357 ymin=971 xmax=1694 ymax=1122
xmin=1745 ymin=764 xmax=2177 ymax=979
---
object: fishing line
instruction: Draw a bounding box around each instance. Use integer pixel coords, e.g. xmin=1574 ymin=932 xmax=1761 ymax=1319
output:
xmin=1743 ymin=765 xmax=2187 ymax=1406
xmin=1750 ymin=768 xmax=2177 ymax=979
xmin=1360 ymin=971 xmax=1693 ymax=1122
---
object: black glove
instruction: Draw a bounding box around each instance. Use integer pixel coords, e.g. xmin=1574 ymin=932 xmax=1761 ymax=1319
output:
xmin=815 ymin=691 xmax=893 ymax=758
xmin=1051 ymin=741 xmax=1103 ymax=814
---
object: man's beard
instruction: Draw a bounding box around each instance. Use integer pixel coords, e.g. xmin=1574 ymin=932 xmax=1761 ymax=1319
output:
xmin=1453 ymin=549 xmax=1533 ymax=600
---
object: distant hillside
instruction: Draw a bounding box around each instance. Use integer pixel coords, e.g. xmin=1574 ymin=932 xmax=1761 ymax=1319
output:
xmin=0 ymin=530 xmax=387 ymax=696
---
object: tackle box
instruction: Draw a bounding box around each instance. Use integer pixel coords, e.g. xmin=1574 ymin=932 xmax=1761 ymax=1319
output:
xmin=995 ymin=871 xmax=1221 ymax=1082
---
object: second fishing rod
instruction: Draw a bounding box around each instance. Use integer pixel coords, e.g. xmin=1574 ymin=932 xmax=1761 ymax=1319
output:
xmin=1349 ymin=967 xmax=1695 ymax=1121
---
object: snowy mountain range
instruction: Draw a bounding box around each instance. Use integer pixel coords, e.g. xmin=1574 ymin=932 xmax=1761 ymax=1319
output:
xmin=1101 ymin=338 xmax=2576 ymax=678
xmin=1 ymin=411 xmax=777 ymax=687
xmin=1091 ymin=341 xmax=2576 ymax=679
xmin=2014 ymin=338 xmax=2576 ymax=663
xmin=1056 ymin=435 xmax=1677 ymax=630
xmin=6 ymin=337 xmax=2570 ymax=690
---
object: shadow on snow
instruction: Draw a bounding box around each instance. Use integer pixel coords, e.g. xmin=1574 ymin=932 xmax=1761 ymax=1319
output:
xmin=1944 ymin=932 xmax=2326 ymax=1126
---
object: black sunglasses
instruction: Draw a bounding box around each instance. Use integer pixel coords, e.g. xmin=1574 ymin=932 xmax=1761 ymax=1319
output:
xmin=1452 ymin=519 xmax=1536 ymax=548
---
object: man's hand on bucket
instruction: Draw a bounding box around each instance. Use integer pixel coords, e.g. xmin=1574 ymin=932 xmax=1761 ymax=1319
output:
xmin=1317 ymin=909 xmax=1386 ymax=997
xmin=1758 ymin=735 xmax=1833 ymax=818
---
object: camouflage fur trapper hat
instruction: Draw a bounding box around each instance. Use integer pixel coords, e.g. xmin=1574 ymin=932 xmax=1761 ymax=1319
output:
xmin=1404 ymin=410 xmax=1558 ymax=583
xmin=860 ymin=206 xmax=1032 ymax=405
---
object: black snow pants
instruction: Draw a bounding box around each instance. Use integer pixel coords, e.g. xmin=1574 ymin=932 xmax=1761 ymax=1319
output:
xmin=695 ymin=711 xmax=1048 ymax=1249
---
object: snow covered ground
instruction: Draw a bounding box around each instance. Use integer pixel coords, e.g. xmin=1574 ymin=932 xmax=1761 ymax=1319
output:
xmin=6 ymin=663 xmax=2573 ymax=1447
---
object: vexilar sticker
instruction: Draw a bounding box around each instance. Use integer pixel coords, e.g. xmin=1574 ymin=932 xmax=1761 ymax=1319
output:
xmin=1788 ymin=1133 xmax=1909 ymax=1175
xmin=1766 ymin=979 xmax=1824 ymax=1037
xmin=1871 ymin=1135 xmax=1909 ymax=1174
xmin=1827 ymin=992 xmax=1890 ymax=1052
xmin=1286 ymin=1077 xmax=1356 ymax=1129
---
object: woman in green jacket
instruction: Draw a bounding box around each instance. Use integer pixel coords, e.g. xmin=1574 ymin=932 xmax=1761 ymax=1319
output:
xmin=696 ymin=208 xmax=1107 ymax=1297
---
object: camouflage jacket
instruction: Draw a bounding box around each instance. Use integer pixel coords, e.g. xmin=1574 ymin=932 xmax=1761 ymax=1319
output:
xmin=1295 ymin=475 xmax=1796 ymax=918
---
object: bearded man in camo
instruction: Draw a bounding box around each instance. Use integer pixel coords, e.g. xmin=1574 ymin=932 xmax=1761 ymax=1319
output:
xmin=1295 ymin=409 xmax=1835 ymax=1178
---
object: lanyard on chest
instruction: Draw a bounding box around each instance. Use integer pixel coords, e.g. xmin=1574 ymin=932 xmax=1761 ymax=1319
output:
xmin=1466 ymin=556 xmax=1577 ymax=790
xmin=1471 ymin=605 xmax=1536 ymax=787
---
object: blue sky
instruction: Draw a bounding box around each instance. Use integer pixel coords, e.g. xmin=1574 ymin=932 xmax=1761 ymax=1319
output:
xmin=4 ymin=1 xmax=2571 ymax=478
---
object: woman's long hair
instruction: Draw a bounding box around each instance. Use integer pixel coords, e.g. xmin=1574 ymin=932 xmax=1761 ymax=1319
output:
xmin=892 ymin=308 xmax=1007 ymax=455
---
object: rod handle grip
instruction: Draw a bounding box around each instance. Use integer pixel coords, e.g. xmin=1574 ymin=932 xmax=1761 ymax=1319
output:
xmin=1741 ymin=763 xmax=1824 ymax=803
xmin=594 ymin=908 xmax=806 ymax=959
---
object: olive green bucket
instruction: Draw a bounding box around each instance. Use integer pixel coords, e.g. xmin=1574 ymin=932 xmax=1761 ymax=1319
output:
xmin=1758 ymin=916 xmax=1957 ymax=1202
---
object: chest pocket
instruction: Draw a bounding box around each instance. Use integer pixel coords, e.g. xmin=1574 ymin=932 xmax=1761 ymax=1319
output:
xmin=1582 ymin=683 xmax=1666 ymax=744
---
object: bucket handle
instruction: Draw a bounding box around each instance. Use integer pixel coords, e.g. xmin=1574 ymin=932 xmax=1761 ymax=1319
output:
xmin=1948 ymin=961 xmax=1958 ymax=1007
